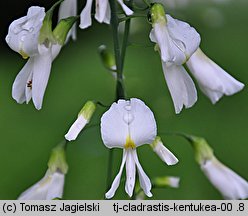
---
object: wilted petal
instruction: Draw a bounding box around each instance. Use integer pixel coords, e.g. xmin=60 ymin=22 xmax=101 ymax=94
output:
xmin=105 ymin=151 xmax=127 ymax=199
xmin=162 ymin=62 xmax=197 ymax=113
xmin=58 ymin=0 xmax=77 ymax=42
xmin=32 ymin=46 xmax=52 ymax=110
xmin=79 ymin=0 xmax=94 ymax=29
xmin=12 ymin=58 xmax=34 ymax=104
xmin=133 ymin=149 xmax=152 ymax=197
xmin=187 ymin=49 xmax=244 ymax=104
xmin=125 ymin=149 xmax=136 ymax=197
xmin=201 ymin=157 xmax=248 ymax=200
xmin=65 ymin=115 xmax=88 ymax=141
xmin=117 ymin=0 xmax=134 ymax=16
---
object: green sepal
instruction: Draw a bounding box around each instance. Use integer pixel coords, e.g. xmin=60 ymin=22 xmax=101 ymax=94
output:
xmin=150 ymin=136 xmax=161 ymax=149
xmin=48 ymin=140 xmax=68 ymax=174
xmin=53 ymin=16 xmax=79 ymax=45
xmin=182 ymin=134 xmax=214 ymax=165
xmin=39 ymin=0 xmax=64 ymax=44
xmin=78 ymin=101 xmax=97 ymax=120
xmin=150 ymin=3 xmax=167 ymax=25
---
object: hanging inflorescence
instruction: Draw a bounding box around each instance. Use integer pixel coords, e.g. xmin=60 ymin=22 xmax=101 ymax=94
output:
xmin=5 ymin=0 xmax=248 ymax=200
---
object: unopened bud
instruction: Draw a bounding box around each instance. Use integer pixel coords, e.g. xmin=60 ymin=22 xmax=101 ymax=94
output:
xmin=98 ymin=45 xmax=116 ymax=71
xmin=150 ymin=136 xmax=178 ymax=165
xmin=65 ymin=101 xmax=96 ymax=141
xmin=152 ymin=176 xmax=180 ymax=188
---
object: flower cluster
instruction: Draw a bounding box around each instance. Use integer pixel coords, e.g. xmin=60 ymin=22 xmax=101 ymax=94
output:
xmin=149 ymin=3 xmax=244 ymax=113
xmin=5 ymin=0 xmax=247 ymax=201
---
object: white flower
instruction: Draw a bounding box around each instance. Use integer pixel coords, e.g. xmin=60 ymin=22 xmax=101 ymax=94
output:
xmin=6 ymin=6 xmax=62 ymax=110
xmin=79 ymin=0 xmax=133 ymax=29
xmin=101 ymin=98 xmax=157 ymax=199
xmin=150 ymin=4 xmax=244 ymax=113
xmin=18 ymin=170 xmax=65 ymax=200
xmin=186 ymin=48 xmax=244 ymax=104
xmin=58 ymin=0 xmax=77 ymax=42
xmin=151 ymin=136 xmax=178 ymax=165
xmin=149 ymin=4 xmax=200 ymax=113
xmin=189 ymin=136 xmax=248 ymax=200
xmin=201 ymin=157 xmax=248 ymax=200
xmin=65 ymin=101 xmax=96 ymax=141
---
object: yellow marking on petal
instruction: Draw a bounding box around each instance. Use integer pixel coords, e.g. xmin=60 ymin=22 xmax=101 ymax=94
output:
xmin=124 ymin=136 xmax=136 ymax=149
xmin=19 ymin=50 xmax=29 ymax=59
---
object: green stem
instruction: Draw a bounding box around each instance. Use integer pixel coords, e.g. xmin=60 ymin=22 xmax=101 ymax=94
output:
xmin=120 ymin=19 xmax=131 ymax=72
xmin=109 ymin=0 xmax=125 ymax=100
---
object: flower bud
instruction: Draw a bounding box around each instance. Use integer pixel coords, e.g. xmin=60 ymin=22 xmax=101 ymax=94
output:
xmin=150 ymin=136 xmax=178 ymax=165
xmin=65 ymin=101 xmax=96 ymax=141
xmin=152 ymin=176 xmax=180 ymax=188
xmin=98 ymin=45 xmax=116 ymax=71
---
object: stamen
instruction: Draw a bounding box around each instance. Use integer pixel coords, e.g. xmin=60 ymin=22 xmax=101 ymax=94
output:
xmin=27 ymin=80 xmax=32 ymax=89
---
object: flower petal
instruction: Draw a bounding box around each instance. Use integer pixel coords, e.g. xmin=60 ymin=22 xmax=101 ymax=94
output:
xmin=6 ymin=6 xmax=45 ymax=56
xmin=25 ymin=70 xmax=33 ymax=104
xmin=125 ymin=149 xmax=136 ymax=197
xmin=117 ymin=0 xmax=134 ymax=16
xmin=58 ymin=0 xmax=77 ymax=42
xmin=79 ymin=0 xmax=94 ymax=29
xmin=201 ymin=157 xmax=248 ymax=200
xmin=100 ymin=100 xmax=129 ymax=148
xmin=153 ymin=142 xmax=179 ymax=165
xmin=162 ymin=63 xmax=197 ymax=114
xmin=167 ymin=176 xmax=180 ymax=188
xmin=51 ymin=44 xmax=62 ymax=60
xmin=95 ymin=0 xmax=108 ymax=23
xmin=187 ymin=49 xmax=244 ymax=104
xmin=18 ymin=171 xmax=51 ymax=200
xmin=129 ymin=98 xmax=157 ymax=147
xmin=65 ymin=115 xmax=88 ymax=141
xmin=103 ymin=2 xmax=111 ymax=24
xmin=46 ymin=172 xmax=65 ymax=200
xmin=166 ymin=14 xmax=200 ymax=60
xmin=105 ymin=151 xmax=127 ymax=199
xmin=12 ymin=58 xmax=34 ymax=104
xmin=133 ymin=149 xmax=152 ymax=197
xmin=32 ymin=46 xmax=52 ymax=110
